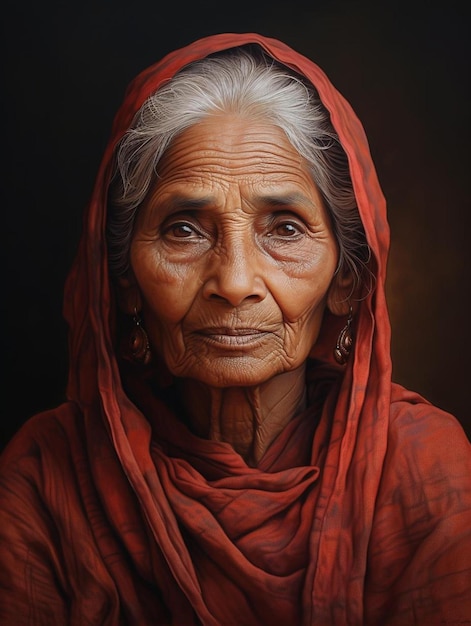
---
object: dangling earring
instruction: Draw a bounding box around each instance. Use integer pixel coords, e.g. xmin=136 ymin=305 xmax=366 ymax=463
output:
xmin=334 ymin=306 xmax=354 ymax=365
xmin=126 ymin=308 xmax=152 ymax=365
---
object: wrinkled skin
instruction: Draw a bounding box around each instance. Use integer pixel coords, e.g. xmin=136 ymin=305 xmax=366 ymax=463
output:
xmin=120 ymin=114 xmax=349 ymax=464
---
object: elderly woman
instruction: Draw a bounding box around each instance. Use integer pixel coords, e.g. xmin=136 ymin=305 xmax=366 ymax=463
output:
xmin=1 ymin=33 xmax=470 ymax=626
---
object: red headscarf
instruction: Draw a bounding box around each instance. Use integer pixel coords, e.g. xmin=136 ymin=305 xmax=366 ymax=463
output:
xmin=1 ymin=33 xmax=470 ymax=626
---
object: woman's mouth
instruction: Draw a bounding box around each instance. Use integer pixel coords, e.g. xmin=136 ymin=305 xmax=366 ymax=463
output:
xmin=196 ymin=327 xmax=269 ymax=347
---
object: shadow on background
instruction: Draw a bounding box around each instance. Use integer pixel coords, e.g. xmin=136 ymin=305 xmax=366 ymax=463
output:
xmin=1 ymin=0 xmax=469 ymax=447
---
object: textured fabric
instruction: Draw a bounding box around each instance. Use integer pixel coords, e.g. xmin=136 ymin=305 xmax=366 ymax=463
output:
xmin=1 ymin=33 xmax=470 ymax=626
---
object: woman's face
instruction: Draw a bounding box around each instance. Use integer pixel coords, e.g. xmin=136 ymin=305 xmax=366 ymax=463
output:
xmin=125 ymin=114 xmax=340 ymax=387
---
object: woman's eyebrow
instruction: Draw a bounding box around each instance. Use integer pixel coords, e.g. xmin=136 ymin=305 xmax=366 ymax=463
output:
xmin=253 ymin=192 xmax=316 ymax=209
xmin=153 ymin=195 xmax=216 ymax=216
xmin=165 ymin=195 xmax=215 ymax=210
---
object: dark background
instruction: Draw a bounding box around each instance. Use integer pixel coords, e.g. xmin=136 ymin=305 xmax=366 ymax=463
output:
xmin=1 ymin=0 xmax=470 ymax=447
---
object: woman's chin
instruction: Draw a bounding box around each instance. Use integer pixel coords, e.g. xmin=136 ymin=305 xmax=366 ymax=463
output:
xmin=171 ymin=355 xmax=285 ymax=389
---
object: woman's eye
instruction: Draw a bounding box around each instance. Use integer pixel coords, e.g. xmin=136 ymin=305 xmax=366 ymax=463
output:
xmin=164 ymin=222 xmax=201 ymax=238
xmin=269 ymin=221 xmax=304 ymax=238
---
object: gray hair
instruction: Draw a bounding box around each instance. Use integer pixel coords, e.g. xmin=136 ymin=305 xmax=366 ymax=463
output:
xmin=107 ymin=45 xmax=371 ymax=296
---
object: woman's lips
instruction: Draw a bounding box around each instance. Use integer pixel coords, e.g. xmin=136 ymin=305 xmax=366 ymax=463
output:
xmin=196 ymin=327 xmax=269 ymax=347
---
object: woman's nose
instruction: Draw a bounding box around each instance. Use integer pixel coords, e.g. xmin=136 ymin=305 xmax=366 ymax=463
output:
xmin=202 ymin=240 xmax=268 ymax=307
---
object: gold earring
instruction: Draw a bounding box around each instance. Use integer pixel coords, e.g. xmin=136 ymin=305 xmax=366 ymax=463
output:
xmin=334 ymin=306 xmax=354 ymax=365
xmin=126 ymin=308 xmax=152 ymax=366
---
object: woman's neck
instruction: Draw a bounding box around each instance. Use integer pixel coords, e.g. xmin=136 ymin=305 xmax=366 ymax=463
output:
xmin=177 ymin=364 xmax=307 ymax=466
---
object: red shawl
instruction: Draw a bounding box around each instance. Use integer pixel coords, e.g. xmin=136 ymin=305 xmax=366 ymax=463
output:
xmin=1 ymin=33 xmax=470 ymax=625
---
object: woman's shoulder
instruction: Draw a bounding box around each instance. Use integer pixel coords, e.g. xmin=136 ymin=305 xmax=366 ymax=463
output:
xmin=389 ymin=381 xmax=469 ymax=445
xmin=385 ymin=382 xmax=470 ymax=491
xmin=367 ymin=385 xmax=471 ymax=626
xmin=0 ymin=401 xmax=84 ymax=473
xmin=0 ymin=401 xmax=91 ymax=545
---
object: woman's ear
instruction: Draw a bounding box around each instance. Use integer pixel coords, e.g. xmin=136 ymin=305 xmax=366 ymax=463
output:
xmin=116 ymin=271 xmax=142 ymax=315
xmin=326 ymin=269 xmax=354 ymax=316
